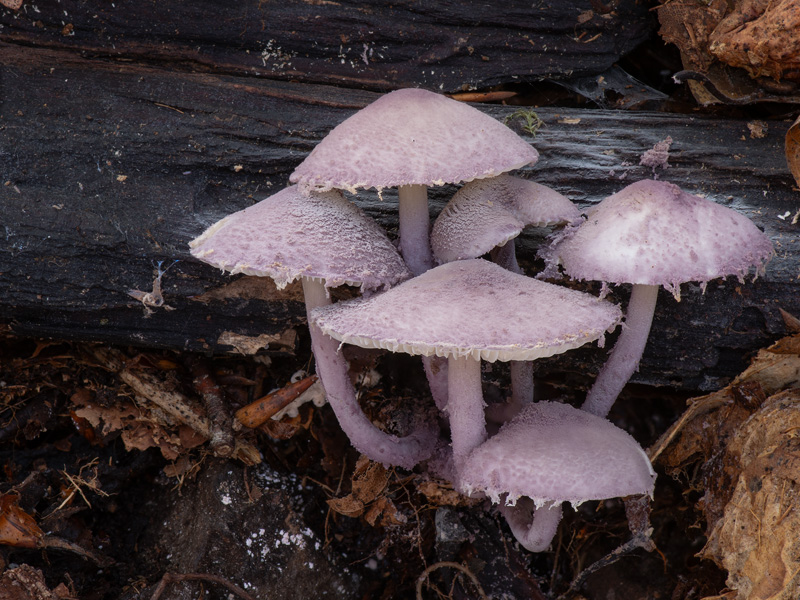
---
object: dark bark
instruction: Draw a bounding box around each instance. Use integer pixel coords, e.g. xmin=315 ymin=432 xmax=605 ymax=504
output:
xmin=1 ymin=43 xmax=798 ymax=391
xmin=0 ymin=0 xmax=654 ymax=91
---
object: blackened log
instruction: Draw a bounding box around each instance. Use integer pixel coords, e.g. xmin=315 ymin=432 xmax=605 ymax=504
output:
xmin=0 ymin=0 xmax=654 ymax=92
xmin=1 ymin=45 xmax=798 ymax=391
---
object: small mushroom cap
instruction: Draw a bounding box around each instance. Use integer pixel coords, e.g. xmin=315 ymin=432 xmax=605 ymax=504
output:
xmin=431 ymin=174 xmax=581 ymax=263
xmin=460 ymin=401 xmax=656 ymax=507
xmin=545 ymin=179 xmax=774 ymax=295
xmin=189 ymin=185 xmax=410 ymax=292
xmin=310 ymin=259 xmax=621 ymax=362
xmin=289 ymin=88 xmax=539 ymax=193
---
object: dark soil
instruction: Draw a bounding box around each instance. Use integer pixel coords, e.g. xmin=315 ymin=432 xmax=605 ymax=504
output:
xmin=0 ymin=323 xmax=728 ymax=600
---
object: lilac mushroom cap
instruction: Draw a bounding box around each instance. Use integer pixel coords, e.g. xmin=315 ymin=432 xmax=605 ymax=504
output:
xmin=431 ymin=174 xmax=580 ymax=414
xmin=310 ymin=259 xmax=622 ymax=475
xmin=290 ymin=88 xmax=539 ymax=276
xmin=431 ymin=174 xmax=580 ymax=269
xmin=189 ymin=185 xmax=438 ymax=469
xmin=190 ymin=185 xmax=410 ymax=293
xmin=542 ymin=179 xmax=774 ymax=417
xmin=460 ymin=401 xmax=655 ymax=552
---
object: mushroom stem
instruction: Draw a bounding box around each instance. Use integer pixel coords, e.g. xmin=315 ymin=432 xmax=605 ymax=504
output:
xmin=500 ymin=499 xmax=563 ymax=553
xmin=489 ymin=240 xmax=522 ymax=275
xmin=303 ymin=278 xmax=438 ymax=469
xmin=446 ymin=355 xmax=488 ymax=478
xmin=581 ymin=284 xmax=660 ymax=418
xmin=397 ymin=183 xmax=447 ymax=411
xmin=398 ymin=184 xmax=434 ymax=276
xmin=489 ymin=241 xmax=532 ymax=421
xmin=423 ymin=355 xmax=449 ymax=412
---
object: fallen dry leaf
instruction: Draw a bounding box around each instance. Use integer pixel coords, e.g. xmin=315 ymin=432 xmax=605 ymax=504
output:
xmin=785 ymin=115 xmax=800 ymax=189
xmin=364 ymin=496 xmax=406 ymax=527
xmin=0 ymin=493 xmax=44 ymax=549
xmin=327 ymin=456 xmax=389 ymax=518
xmin=71 ymin=389 xmax=205 ymax=461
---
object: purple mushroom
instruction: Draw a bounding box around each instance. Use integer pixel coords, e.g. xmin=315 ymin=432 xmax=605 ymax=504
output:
xmin=431 ymin=174 xmax=581 ymax=416
xmin=189 ymin=185 xmax=437 ymax=468
xmin=431 ymin=174 xmax=580 ymax=272
xmin=310 ymin=259 xmax=622 ymax=477
xmin=289 ymin=88 xmax=539 ymax=276
xmin=542 ymin=179 xmax=774 ymax=417
xmin=460 ymin=400 xmax=656 ymax=552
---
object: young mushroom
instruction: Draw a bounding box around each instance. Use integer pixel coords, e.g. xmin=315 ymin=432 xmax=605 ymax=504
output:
xmin=310 ymin=259 xmax=622 ymax=477
xmin=431 ymin=174 xmax=581 ymax=415
xmin=541 ymin=179 xmax=774 ymax=417
xmin=289 ymin=88 xmax=539 ymax=276
xmin=431 ymin=174 xmax=580 ymax=272
xmin=189 ymin=185 xmax=438 ymax=468
xmin=460 ymin=400 xmax=656 ymax=552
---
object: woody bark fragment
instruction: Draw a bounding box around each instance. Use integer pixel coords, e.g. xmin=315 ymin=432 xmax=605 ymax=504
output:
xmin=186 ymin=356 xmax=235 ymax=457
xmin=651 ymin=317 xmax=800 ymax=600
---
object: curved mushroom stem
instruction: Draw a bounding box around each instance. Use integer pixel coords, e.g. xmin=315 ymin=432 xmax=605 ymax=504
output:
xmin=303 ymin=278 xmax=439 ymax=469
xmin=398 ymin=184 xmax=434 ymax=276
xmin=500 ymin=499 xmax=563 ymax=553
xmin=581 ymin=284 xmax=660 ymax=418
xmin=446 ymin=355 xmax=488 ymax=479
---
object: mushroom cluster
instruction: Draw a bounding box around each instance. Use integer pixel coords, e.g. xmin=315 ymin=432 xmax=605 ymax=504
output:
xmin=189 ymin=89 xmax=773 ymax=557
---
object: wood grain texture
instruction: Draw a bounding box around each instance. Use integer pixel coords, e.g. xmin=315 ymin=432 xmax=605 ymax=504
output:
xmin=1 ymin=44 xmax=797 ymax=391
xmin=0 ymin=0 xmax=653 ymax=91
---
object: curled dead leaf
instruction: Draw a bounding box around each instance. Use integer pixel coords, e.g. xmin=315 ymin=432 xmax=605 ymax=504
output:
xmin=327 ymin=457 xmax=390 ymax=519
xmin=785 ymin=115 xmax=800 ymax=189
xmin=0 ymin=493 xmax=44 ymax=549
xmin=327 ymin=495 xmax=365 ymax=518
xmin=364 ymin=496 xmax=406 ymax=527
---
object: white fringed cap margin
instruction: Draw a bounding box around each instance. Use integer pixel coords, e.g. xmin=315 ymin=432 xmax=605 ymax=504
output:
xmin=431 ymin=174 xmax=580 ymax=263
xmin=310 ymin=259 xmax=622 ymax=362
xmin=460 ymin=401 xmax=656 ymax=508
xmin=189 ymin=185 xmax=410 ymax=293
xmin=289 ymin=88 xmax=539 ymax=194
xmin=542 ymin=179 xmax=774 ymax=300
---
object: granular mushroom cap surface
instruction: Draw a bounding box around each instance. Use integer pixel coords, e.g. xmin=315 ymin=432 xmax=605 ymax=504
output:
xmin=460 ymin=401 xmax=656 ymax=507
xmin=431 ymin=174 xmax=580 ymax=263
xmin=289 ymin=88 xmax=539 ymax=193
xmin=311 ymin=259 xmax=622 ymax=362
xmin=549 ymin=179 xmax=774 ymax=295
xmin=189 ymin=185 xmax=410 ymax=292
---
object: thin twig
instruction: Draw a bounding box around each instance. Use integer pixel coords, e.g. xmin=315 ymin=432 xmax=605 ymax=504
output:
xmin=556 ymin=530 xmax=654 ymax=600
xmin=149 ymin=572 xmax=256 ymax=600
xmin=416 ymin=561 xmax=488 ymax=600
